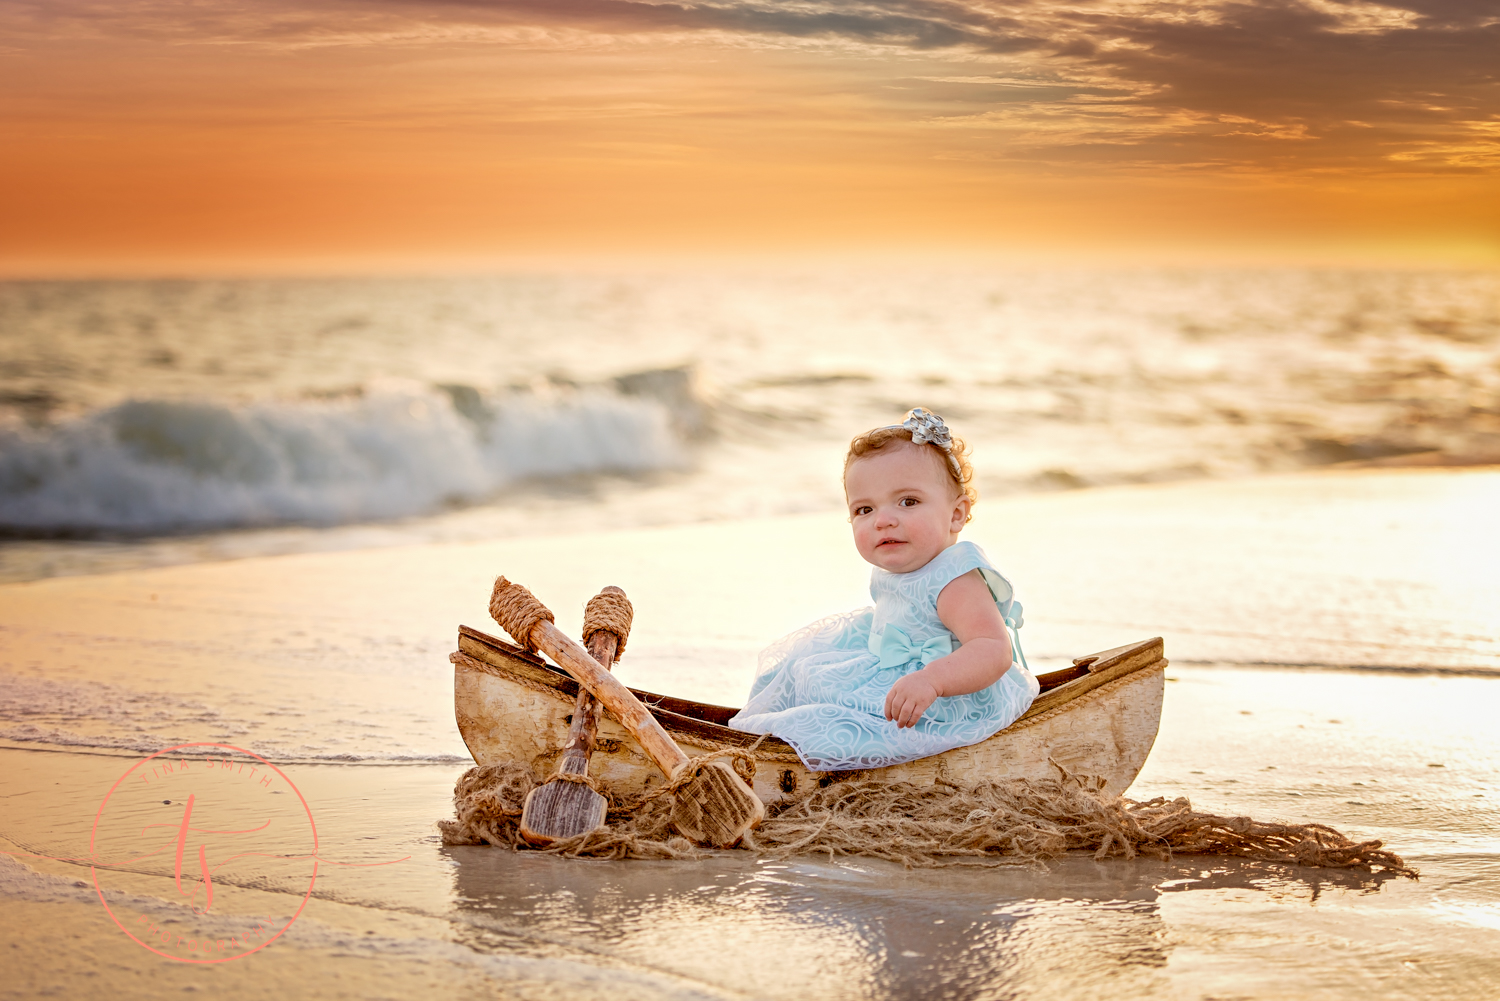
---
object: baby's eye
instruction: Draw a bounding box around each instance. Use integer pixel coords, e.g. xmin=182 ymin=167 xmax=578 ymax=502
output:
xmin=853 ymin=505 xmax=873 ymax=516
xmin=899 ymin=497 xmax=919 ymax=507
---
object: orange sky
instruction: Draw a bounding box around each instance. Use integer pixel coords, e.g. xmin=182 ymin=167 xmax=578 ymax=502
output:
xmin=2 ymin=0 xmax=1497 ymax=274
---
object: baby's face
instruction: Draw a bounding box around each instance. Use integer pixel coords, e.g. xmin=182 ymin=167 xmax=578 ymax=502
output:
xmin=845 ymin=443 xmax=970 ymax=573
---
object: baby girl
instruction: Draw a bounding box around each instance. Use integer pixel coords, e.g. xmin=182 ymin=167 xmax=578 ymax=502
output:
xmin=728 ymin=409 xmax=1039 ymax=771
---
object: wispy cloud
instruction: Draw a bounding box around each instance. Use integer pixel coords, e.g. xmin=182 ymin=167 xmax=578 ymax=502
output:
xmin=5 ymin=0 xmax=1494 ymax=179
xmin=7 ymin=0 xmax=1491 ymax=174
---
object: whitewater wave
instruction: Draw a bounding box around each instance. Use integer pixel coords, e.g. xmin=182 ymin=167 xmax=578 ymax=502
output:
xmin=0 ymin=381 xmax=685 ymax=534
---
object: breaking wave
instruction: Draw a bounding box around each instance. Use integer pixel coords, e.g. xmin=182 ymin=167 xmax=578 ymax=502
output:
xmin=0 ymin=381 xmax=685 ymax=534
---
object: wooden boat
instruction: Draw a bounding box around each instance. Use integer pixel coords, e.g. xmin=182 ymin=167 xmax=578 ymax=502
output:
xmin=452 ymin=626 xmax=1167 ymax=806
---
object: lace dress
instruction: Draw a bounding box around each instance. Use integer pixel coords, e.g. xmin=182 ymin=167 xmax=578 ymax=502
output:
xmin=727 ymin=541 xmax=1040 ymax=771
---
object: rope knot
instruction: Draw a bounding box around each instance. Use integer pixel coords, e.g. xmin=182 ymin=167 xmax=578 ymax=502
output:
xmin=583 ymin=585 xmax=634 ymax=659
xmin=552 ymin=770 xmax=607 ymax=794
xmin=489 ymin=577 xmax=555 ymax=652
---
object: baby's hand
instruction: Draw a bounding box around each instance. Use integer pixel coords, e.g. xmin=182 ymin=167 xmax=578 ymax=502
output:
xmin=885 ymin=672 xmax=939 ymax=729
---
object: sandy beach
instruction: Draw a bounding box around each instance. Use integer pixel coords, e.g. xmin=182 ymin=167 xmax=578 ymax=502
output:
xmin=2 ymin=466 xmax=1497 ymax=999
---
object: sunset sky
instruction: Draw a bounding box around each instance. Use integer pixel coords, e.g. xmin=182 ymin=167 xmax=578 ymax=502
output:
xmin=2 ymin=0 xmax=1497 ymax=273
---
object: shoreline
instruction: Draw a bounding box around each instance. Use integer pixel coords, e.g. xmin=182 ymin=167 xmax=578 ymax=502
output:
xmin=2 ymin=462 xmax=1497 ymax=587
xmin=3 ymin=654 xmax=1497 ymax=773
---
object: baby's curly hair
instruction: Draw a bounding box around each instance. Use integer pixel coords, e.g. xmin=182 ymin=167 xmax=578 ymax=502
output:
xmin=844 ymin=415 xmax=978 ymax=522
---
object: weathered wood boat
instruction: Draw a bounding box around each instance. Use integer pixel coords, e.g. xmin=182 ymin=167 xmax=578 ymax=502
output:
xmin=452 ymin=626 xmax=1167 ymax=806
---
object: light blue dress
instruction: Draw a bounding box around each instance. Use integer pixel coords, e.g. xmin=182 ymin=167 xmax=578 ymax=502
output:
xmin=727 ymin=541 xmax=1040 ymax=772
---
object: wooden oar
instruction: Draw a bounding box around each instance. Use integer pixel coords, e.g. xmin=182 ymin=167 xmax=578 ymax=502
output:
xmin=518 ymin=586 xmax=632 ymax=846
xmin=490 ymin=577 xmax=765 ymax=848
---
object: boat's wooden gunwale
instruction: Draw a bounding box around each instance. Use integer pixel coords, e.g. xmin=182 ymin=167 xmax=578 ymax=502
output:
xmin=457 ymin=625 xmax=1162 ymax=725
xmin=455 ymin=625 xmax=1164 ymax=754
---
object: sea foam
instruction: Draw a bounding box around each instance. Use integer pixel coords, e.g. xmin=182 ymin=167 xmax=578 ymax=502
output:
xmin=0 ymin=382 xmax=684 ymax=533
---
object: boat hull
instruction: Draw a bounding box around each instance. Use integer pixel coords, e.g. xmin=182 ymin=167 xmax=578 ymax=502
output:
xmin=453 ymin=629 xmax=1166 ymax=806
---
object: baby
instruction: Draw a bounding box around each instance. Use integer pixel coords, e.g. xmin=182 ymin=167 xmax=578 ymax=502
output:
xmin=728 ymin=409 xmax=1040 ymax=772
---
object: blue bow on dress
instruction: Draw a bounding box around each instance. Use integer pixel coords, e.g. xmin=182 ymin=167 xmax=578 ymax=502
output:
xmin=868 ymin=605 xmax=1028 ymax=674
xmin=869 ymin=625 xmax=954 ymax=670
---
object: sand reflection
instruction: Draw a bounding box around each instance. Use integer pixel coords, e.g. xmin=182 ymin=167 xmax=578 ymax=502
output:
xmin=444 ymin=846 xmax=1439 ymax=998
xmin=447 ymin=850 xmax=1381 ymax=998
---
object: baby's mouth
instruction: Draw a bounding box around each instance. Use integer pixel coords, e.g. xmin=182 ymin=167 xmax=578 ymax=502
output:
xmin=876 ymin=538 xmax=905 ymax=548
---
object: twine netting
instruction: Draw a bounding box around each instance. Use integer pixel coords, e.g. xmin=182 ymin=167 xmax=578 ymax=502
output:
xmin=582 ymin=586 xmax=633 ymax=659
xmin=437 ymin=762 xmax=1417 ymax=877
xmin=489 ymin=577 xmax=554 ymax=652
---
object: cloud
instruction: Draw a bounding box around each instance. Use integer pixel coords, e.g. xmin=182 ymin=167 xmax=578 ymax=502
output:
xmin=5 ymin=0 xmax=1496 ymax=174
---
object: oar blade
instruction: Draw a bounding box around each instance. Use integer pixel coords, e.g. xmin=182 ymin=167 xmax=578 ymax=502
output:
xmin=669 ymin=761 xmax=766 ymax=848
xmin=519 ymin=780 xmax=609 ymax=846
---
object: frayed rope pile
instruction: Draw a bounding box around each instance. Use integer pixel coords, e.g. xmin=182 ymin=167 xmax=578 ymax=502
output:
xmin=437 ymin=762 xmax=1417 ymax=877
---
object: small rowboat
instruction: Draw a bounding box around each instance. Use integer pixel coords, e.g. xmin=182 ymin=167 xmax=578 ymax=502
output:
xmin=452 ymin=627 xmax=1167 ymax=805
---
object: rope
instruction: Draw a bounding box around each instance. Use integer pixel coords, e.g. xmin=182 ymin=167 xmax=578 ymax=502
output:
xmin=548 ymin=770 xmax=607 ymax=794
xmin=620 ymin=749 xmax=759 ymax=812
xmin=582 ymin=586 xmax=634 ymax=659
xmin=489 ymin=577 xmax=554 ymax=652
xmin=439 ymin=760 xmax=1417 ymax=878
xmin=544 ymin=742 xmax=764 ymax=810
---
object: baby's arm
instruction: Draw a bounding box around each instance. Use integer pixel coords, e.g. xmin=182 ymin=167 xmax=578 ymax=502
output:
xmin=884 ymin=570 xmax=1014 ymax=728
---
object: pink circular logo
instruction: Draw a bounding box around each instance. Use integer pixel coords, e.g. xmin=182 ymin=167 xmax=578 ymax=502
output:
xmin=90 ymin=743 xmax=319 ymax=963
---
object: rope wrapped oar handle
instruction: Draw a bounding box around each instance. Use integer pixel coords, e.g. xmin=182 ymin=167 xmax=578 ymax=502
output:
xmin=489 ymin=579 xmax=555 ymax=655
xmin=491 ymin=577 xmax=764 ymax=848
xmin=583 ymin=585 xmax=632 ymax=659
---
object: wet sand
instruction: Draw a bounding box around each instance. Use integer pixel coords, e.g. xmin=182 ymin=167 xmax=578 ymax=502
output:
xmin=2 ymin=468 xmax=1498 ymax=999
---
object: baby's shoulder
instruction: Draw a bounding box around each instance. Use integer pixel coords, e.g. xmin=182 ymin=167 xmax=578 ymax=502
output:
xmin=929 ymin=542 xmax=1016 ymax=608
xmin=873 ymin=542 xmax=991 ymax=601
xmin=927 ymin=540 xmax=994 ymax=579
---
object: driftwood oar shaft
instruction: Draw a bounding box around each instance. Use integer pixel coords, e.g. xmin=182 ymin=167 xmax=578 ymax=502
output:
xmin=532 ymin=619 xmax=691 ymax=778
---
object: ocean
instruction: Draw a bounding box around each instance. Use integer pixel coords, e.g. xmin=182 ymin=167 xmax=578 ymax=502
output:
xmin=2 ymin=268 xmax=1496 ymax=576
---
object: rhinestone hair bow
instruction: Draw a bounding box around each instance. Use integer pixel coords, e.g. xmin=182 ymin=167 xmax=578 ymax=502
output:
xmin=880 ymin=408 xmax=960 ymax=476
xmin=893 ymin=408 xmax=953 ymax=451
